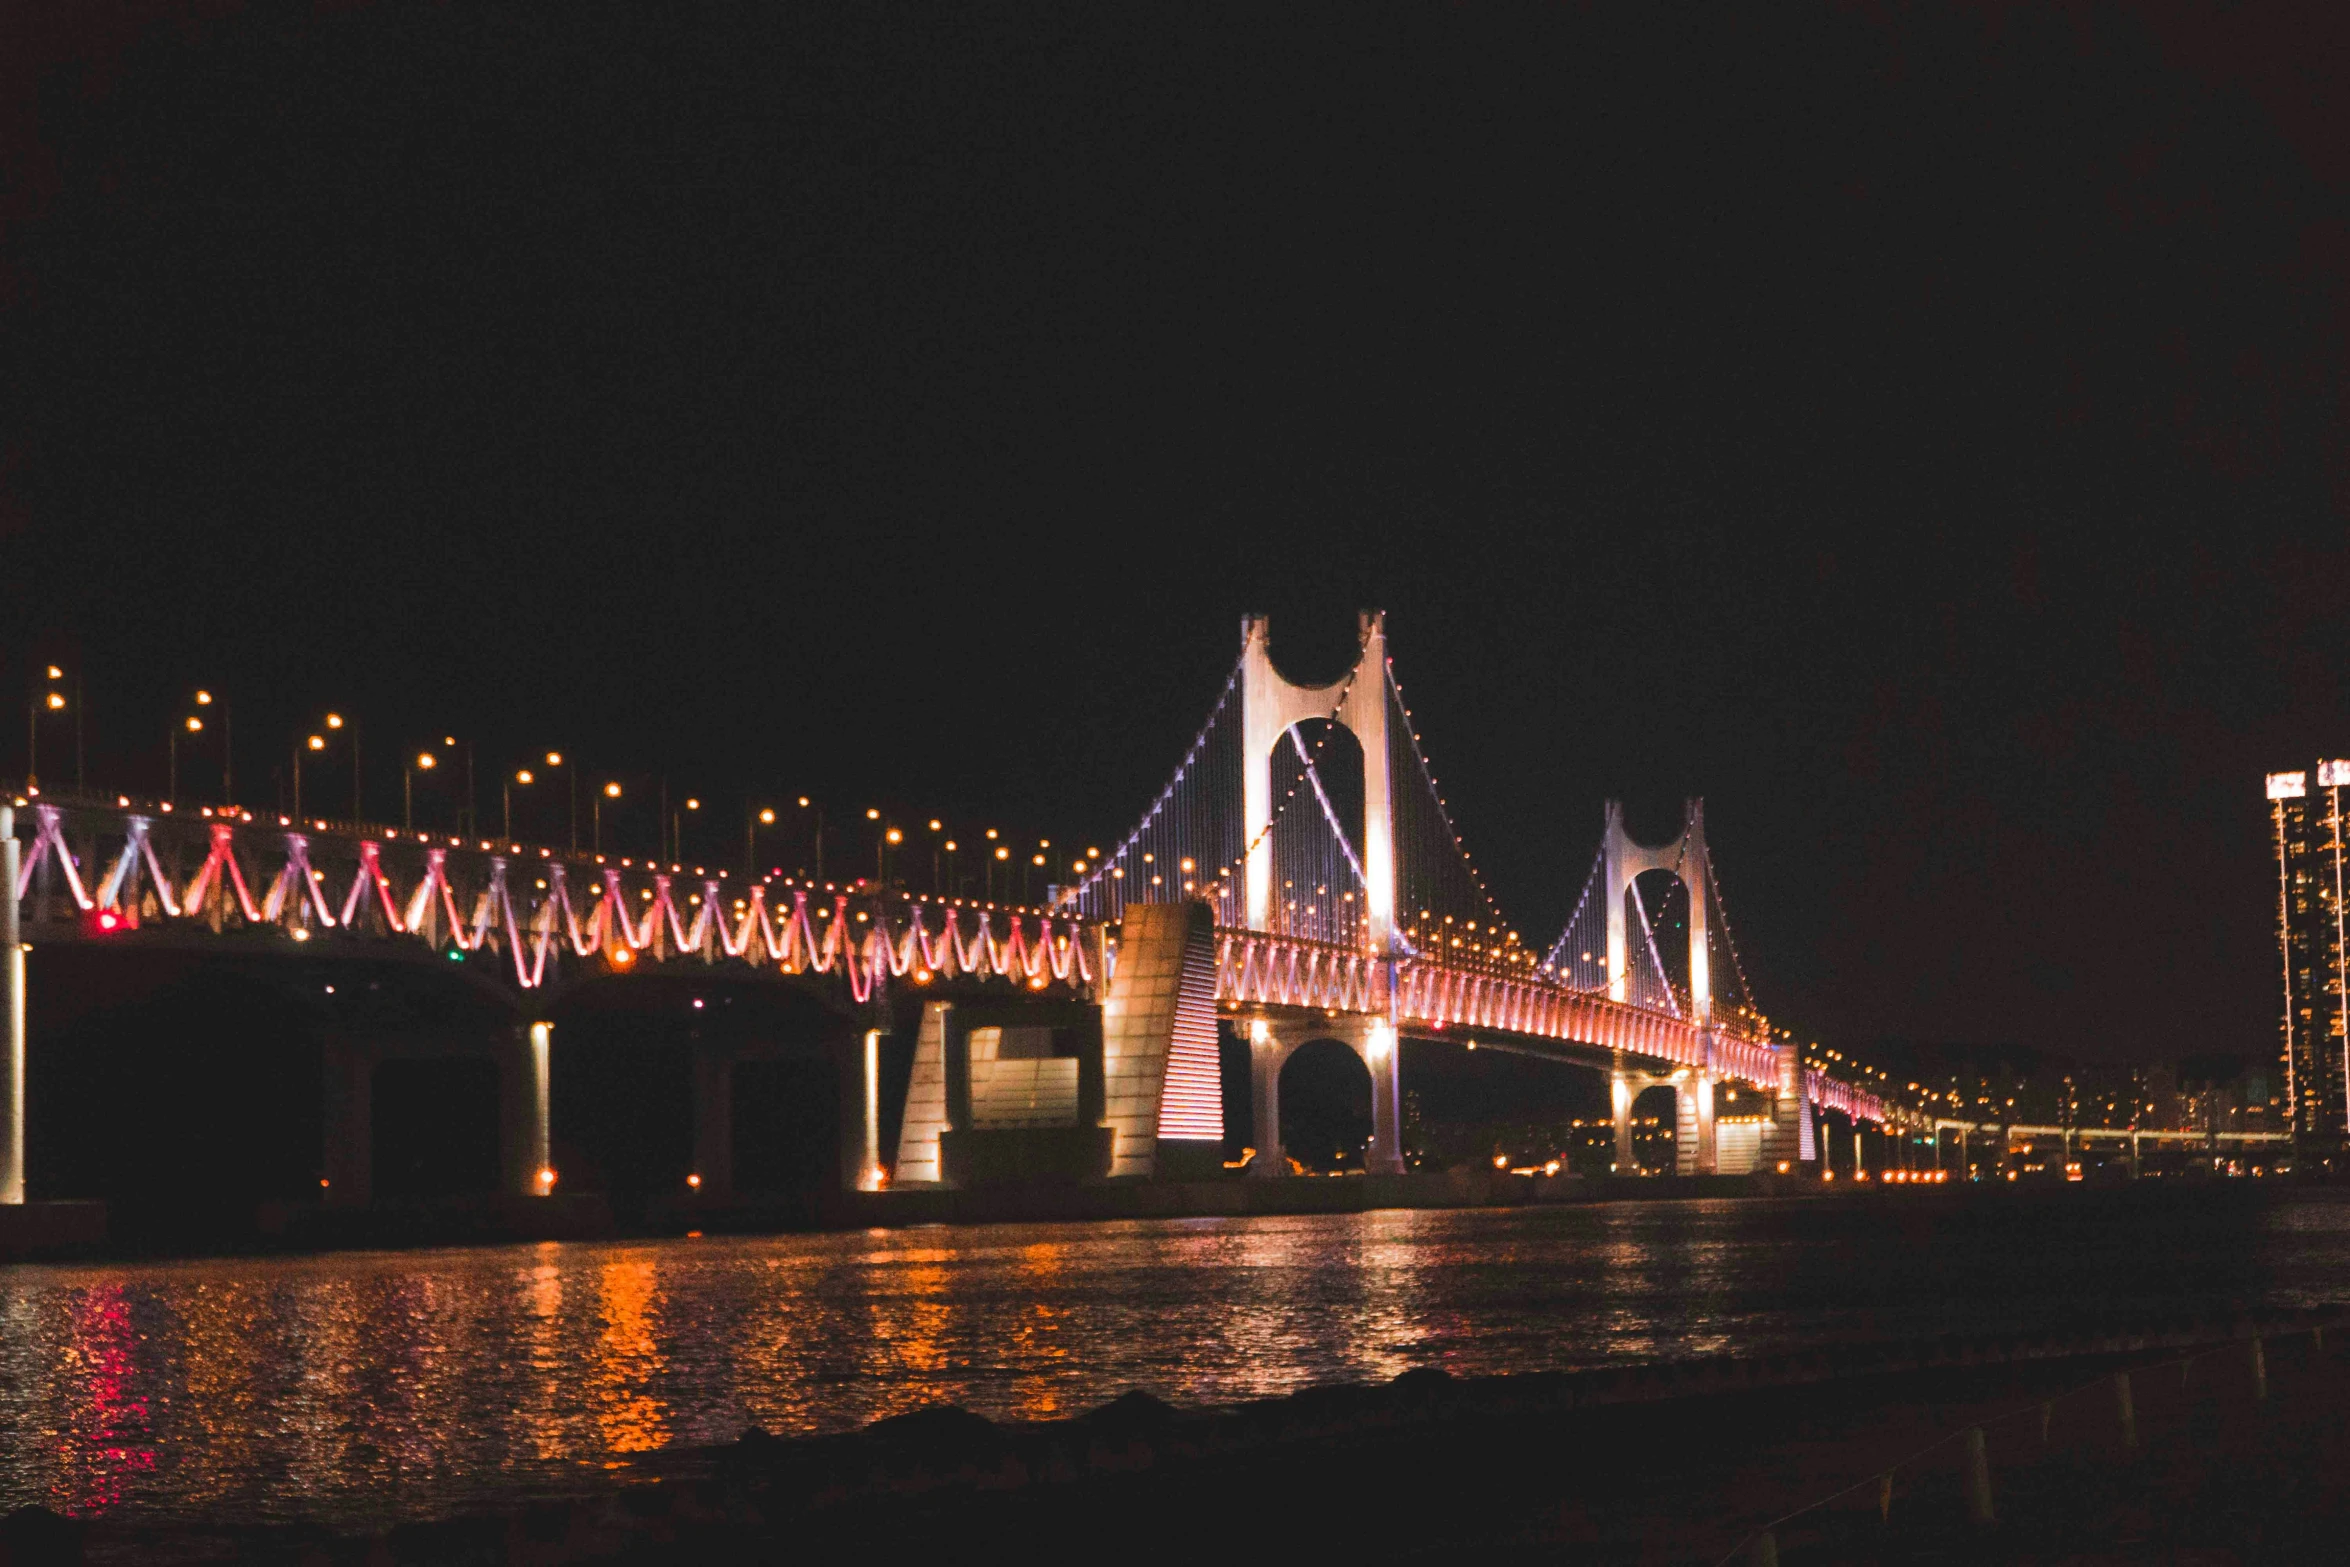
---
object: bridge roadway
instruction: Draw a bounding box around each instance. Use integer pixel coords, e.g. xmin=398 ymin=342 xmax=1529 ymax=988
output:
xmin=0 ymin=794 xmax=1896 ymax=1208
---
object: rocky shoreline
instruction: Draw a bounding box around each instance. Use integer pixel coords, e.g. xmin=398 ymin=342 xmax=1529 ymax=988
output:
xmin=14 ymin=1304 xmax=2347 ymax=1565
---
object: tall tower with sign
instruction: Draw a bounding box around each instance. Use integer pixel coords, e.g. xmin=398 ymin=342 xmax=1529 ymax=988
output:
xmin=2270 ymin=766 xmax=2350 ymax=1141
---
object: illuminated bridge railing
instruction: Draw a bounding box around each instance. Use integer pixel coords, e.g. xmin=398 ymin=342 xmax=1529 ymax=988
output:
xmin=1215 ymin=928 xmax=1820 ymax=1102
xmin=1809 ymin=1070 xmax=1891 ymax=1126
xmin=12 ymin=800 xmax=1094 ymax=1000
xmin=14 ymin=798 xmax=1892 ymax=1120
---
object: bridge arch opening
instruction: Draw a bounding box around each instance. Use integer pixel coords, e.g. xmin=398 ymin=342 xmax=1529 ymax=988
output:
xmin=546 ymin=975 xmax=849 ymax=1210
xmin=1626 ymin=1083 xmax=1680 ymax=1173
xmin=25 ymin=950 xmax=326 ymax=1233
xmin=1276 ymin=1037 xmax=1373 ymax=1173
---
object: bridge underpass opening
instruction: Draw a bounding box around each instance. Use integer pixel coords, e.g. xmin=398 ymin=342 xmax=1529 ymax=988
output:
xmin=546 ymin=978 xmax=851 ymax=1207
xmin=1396 ymin=1038 xmax=1607 ymax=1174
xmin=372 ymin=1058 xmax=500 ymax=1198
xmin=24 ymin=951 xmax=323 ymax=1233
xmin=1277 ymin=1037 xmax=1372 ymax=1174
xmin=1626 ymin=1084 xmax=1679 ymax=1173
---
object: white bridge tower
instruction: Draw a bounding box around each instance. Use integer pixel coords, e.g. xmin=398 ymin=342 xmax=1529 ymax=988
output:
xmin=1240 ymin=611 xmax=1394 ymax=953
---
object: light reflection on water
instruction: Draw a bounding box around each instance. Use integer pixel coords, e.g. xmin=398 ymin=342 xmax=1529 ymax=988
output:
xmin=0 ymin=1194 xmax=2345 ymax=1529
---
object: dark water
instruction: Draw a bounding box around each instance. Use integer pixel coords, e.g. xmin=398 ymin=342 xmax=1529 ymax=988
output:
xmin=2 ymin=1191 xmax=2345 ymax=1529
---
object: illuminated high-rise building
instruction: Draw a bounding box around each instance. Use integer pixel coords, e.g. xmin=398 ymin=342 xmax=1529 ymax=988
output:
xmin=2269 ymin=765 xmax=2350 ymax=1141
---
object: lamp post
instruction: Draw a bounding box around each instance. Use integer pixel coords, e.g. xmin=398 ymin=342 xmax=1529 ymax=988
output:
xmin=189 ymin=688 xmax=220 ymax=803
xmin=928 ymin=819 xmax=943 ymax=891
xmin=294 ymin=730 xmax=323 ymax=821
xmin=334 ymin=712 xmax=360 ymax=824
xmin=883 ymin=825 xmax=904 ymax=885
xmin=404 ymin=750 xmax=437 ymax=830
xmin=798 ymin=796 xmax=823 ymax=883
xmin=678 ymin=796 xmax=701 ymax=867
xmin=504 ymin=767 xmax=534 ymax=843
xmin=294 ymin=712 xmax=352 ymax=824
xmin=747 ymin=803 xmax=775 ymax=877
xmin=944 ymin=837 xmax=959 ymax=896
xmin=26 ymin=667 xmax=64 ymax=791
xmin=540 ymin=752 xmax=572 ymax=853
xmin=595 ymin=781 xmax=620 ymax=854
xmin=168 ymin=713 xmax=203 ymax=803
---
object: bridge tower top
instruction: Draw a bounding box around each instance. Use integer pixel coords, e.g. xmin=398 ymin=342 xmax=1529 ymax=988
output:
xmin=1240 ymin=611 xmax=1394 ymax=951
xmin=1603 ymin=797 xmax=1712 ymax=1028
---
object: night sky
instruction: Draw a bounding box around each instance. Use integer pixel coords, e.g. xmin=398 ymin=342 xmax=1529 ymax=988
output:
xmin=4 ymin=4 xmax=2347 ymax=1070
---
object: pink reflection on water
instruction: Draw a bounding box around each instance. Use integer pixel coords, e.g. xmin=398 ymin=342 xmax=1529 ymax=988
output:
xmin=54 ymin=1285 xmax=157 ymax=1516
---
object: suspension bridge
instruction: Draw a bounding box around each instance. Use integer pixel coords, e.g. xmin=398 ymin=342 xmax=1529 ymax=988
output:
xmin=0 ymin=612 xmax=1901 ymax=1216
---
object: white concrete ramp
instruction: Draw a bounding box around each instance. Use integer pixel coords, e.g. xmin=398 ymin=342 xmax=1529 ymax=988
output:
xmin=1102 ymin=901 xmax=1223 ymax=1178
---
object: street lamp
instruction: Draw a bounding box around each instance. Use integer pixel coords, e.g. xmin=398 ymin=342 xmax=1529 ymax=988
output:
xmin=431 ymin=735 xmax=477 ymax=837
xmin=504 ymin=768 xmax=534 ymax=842
xmin=747 ymin=803 xmax=776 ymax=876
xmin=293 ymin=728 xmax=325 ymax=821
xmin=293 ymin=713 xmax=357 ymax=824
xmin=798 ymin=796 xmax=824 ymax=882
xmin=405 ymin=750 xmax=437 ymax=830
xmin=594 ymin=780 xmax=621 ymax=854
xmin=327 ymin=713 xmax=361 ymax=824
xmin=168 ymin=713 xmax=203 ymax=804
xmin=194 ymin=689 xmax=230 ymax=804
xmin=542 ymin=751 xmax=574 ymax=853
xmin=677 ymin=796 xmax=700 ymax=867
xmin=882 ymin=824 xmax=903 ymax=884
xmin=944 ymin=838 xmax=959 ymax=896
xmin=992 ymin=843 xmax=1009 ymax=900
xmin=26 ymin=666 xmax=66 ymax=791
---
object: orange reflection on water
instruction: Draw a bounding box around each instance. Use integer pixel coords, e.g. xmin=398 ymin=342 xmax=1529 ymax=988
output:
xmin=1009 ymin=1242 xmax=1072 ymax=1418
xmin=519 ymin=1251 xmax=572 ymax=1464
xmin=590 ymin=1256 xmax=670 ymax=1457
xmin=862 ymin=1255 xmax=954 ymax=1417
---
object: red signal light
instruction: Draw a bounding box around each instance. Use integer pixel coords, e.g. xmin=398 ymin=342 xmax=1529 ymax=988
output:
xmin=83 ymin=908 xmax=127 ymax=935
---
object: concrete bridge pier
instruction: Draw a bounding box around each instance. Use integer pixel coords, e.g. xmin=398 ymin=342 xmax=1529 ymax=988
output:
xmin=1757 ymin=1040 xmax=1813 ymax=1171
xmin=1612 ymin=1056 xmax=1708 ymax=1175
xmin=500 ymin=1022 xmax=553 ymax=1200
xmin=1675 ymin=1070 xmax=1717 ymax=1176
xmin=320 ymin=1033 xmax=374 ymax=1206
xmin=690 ymin=1041 xmax=734 ymax=1200
xmin=1246 ymin=1013 xmax=1403 ymax=1177
xmin=318 ymin=1022 xmax=551 ymax=1206
xmin=1 ymin=806 xmax=21 ymax=1207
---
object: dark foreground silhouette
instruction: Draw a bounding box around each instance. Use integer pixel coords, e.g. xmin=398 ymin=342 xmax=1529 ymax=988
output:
xmin=13 ymin=1305 xmax=2348 ymax=1565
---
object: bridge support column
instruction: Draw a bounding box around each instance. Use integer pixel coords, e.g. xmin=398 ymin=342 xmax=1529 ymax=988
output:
xmin=1611 ymin=1061 xmax=1635 ymax=1175
xmin=1248 ymin=1021 xmax=1285 ymax=1178
xmin=500 ymin=1021 xmax=552 ymax=1198
xmin=0 ymin=806 xmax=20 ymax=1206
xmin=321 ymin=1035 xmax=374 ymax=1207
xmin=1760 ymin=1041 xmax=1809 ymax=1172
xmin=1675 ymin=1075 xmax=1716 ymax=1175
xmin=1365 ymin=1019 xmax=1403 ymax=1176
xmin=691 ymin=1043 xmax=734 ymax=1200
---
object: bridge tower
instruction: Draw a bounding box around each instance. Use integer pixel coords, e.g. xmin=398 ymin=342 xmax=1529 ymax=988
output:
xmin=1240 ymin=612 xmax=1403 ymax=1176
xmin=1604 ymin=800 xmax=1717 ymax=1174
xmin=1241 ymin=611 xmax=1394 ymax=953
